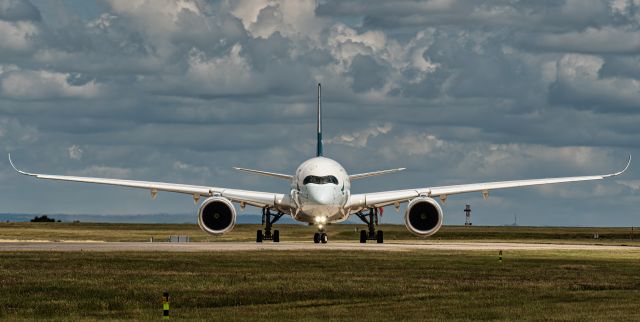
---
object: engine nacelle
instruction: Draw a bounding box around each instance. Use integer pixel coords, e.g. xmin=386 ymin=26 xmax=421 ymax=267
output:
xmin=404 ymin=197 xmax=444 ymax=236
xmin=198 ymin=197 xmax=236 ymax=235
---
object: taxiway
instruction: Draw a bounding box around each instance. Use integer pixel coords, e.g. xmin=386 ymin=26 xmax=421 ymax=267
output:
xmin=0 ymin=241 xmax=636 ymax=252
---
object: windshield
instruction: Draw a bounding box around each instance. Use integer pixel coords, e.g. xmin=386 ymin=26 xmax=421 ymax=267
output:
xmin=303 ymin=175 xmax=339 ymax=185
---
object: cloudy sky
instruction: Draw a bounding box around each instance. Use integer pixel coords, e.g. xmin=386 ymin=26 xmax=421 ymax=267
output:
xmin=0 ymin=0 xmax=639 ymax=226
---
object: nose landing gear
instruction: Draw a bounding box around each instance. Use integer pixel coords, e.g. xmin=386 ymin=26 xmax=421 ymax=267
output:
xmin=314 ymin=232 xmax=328 ymax=244
xmin=355 ymin=207 xmax=384 ymax=243
xmin=256 ymin=207 xmax=284 ymax=243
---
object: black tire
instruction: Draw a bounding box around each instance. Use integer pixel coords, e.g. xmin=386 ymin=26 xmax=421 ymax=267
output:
xmin=313 ymin=232 xmax=320 ymax=244
xmin=273 ymin=230 xmax=280 ymax=243
xmin=321 ymin=233 xmax=328 ymax=244
xmin=256 ymin=230 xmax=263 ymax=243
xmin=359 ymin=230 xmax=367 ymax=243
xmin=376 ymin=230 xmax=384 ymax=244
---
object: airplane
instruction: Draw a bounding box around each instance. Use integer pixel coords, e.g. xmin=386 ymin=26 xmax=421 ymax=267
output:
xmin=9 ymin=84 xmax=631 ymax=244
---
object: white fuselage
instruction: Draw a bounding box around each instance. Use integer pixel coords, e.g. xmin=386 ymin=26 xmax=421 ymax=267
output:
xmin=290 ymin=157 xmax=351 ymax=225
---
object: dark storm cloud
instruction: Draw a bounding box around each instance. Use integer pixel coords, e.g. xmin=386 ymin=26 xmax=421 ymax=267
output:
xmin=347 ymin=54 xmax=388 ymax=92
xmin=0 ymin=0 xmax=637 ymax=225
xmin=523 ymin=27 xmax=640 ymax=55
xmin=0 ymin=0 xmax=40 ymax=21
xmin=600 ymin=56 xmax=640 ymax=79
xmin=317 ymin=0 xmax=618 ymax=31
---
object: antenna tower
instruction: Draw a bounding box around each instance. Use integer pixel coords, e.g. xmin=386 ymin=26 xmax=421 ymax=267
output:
xmin=464 ymin=205 xmax=472 ymax=226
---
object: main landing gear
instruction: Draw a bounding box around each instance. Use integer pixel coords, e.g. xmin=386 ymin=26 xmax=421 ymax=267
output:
xmin=313 ymin=232 xmax=328 ymax=244
xmin=256 ymin=207 xmax=285 ymax=243
xmin=355 ymin=207 xmax=384 ymax=243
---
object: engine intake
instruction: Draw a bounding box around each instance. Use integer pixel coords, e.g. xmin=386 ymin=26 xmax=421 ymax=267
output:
xmin=198 ymin=197 xmax=236 ymax=235
xmin=404 ymin=197 xmax=443 ymax=236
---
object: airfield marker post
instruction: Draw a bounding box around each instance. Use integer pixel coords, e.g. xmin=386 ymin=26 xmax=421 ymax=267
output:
xmin=162 ymin=291 xmax=170 ymax=319
xmin=498 ymin=250 xmax=502 ymax=263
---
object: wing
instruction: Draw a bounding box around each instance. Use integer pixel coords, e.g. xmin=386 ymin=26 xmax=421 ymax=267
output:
xmin=9 ymin=154 xmax=290 ymax=209
xmin=349 ymin=168 xmax=406 ymax=180
xmin=347 ymin=155 xmax=631 ymax=209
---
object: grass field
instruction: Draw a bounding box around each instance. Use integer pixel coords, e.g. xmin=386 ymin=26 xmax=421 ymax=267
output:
xmin=1 ymin=223 xmax=639 ymax=321
xmin=0 ymin=222 xmax=639 ymax=245
xmin=1 ymin=249 xmax=639 ymax=321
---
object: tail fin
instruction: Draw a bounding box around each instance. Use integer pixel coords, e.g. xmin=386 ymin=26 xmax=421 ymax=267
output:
xmin=316 ymin=83 xmax=323 ymax=157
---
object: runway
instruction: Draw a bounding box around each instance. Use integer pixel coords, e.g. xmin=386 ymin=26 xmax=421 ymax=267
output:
xmin=0 ymin=241 xmax=637 ymax=252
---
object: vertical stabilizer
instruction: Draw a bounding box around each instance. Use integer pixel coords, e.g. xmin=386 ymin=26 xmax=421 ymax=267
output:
xmin=316 ymin=83 xmax=323 ymax=157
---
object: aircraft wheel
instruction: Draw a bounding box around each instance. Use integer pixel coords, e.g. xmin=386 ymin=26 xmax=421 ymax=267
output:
xmin=256 ymin=230 xmax=263 ymax=243
xmin=273 ymin=230 xmax=280 ymax=243
xmin=321 ymin=233 xmax=328 ymax=244
xmin=359 ymin=230 xmax=367 ymax=243
xmin=376 ymin=230 xmax=384 ymax=244
xmin=313 ymin=232 xmax=321 ymax=244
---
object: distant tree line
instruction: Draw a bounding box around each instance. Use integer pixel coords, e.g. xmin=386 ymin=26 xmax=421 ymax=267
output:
xmin=30 ymin=215 xmax=61 ymax=223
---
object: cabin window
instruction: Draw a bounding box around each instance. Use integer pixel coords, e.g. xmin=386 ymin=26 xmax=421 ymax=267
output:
xmin=303 ymin=175 xmax=338 ymax=185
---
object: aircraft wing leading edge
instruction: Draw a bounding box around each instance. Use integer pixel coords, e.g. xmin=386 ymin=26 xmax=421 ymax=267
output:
xmin=8 ymin=154 xmax=287 ymax=209
xmin=9 ymin=153 xmax=630 ymax=213
xmin=347 ymin=155 xmax=631 ymax=209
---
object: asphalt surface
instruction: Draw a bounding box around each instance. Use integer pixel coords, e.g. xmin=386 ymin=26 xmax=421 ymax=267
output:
xmin=0 ymin=241 xmax=637 ymax=252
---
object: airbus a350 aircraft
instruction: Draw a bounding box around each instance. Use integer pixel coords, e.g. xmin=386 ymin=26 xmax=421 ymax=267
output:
xmin=9 ymin=84 xmax=630 ymax=244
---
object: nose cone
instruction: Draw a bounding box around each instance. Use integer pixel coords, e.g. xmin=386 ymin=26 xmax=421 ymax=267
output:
xmin=306 ymin=185 xmax=335 ymax=205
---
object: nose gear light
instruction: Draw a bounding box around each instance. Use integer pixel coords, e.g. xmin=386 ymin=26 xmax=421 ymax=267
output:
xmin=314 ymin=216 xmax=327 ymax=224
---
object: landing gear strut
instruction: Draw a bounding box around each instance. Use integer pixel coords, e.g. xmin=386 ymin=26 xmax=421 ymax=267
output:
xmin=256 ymin=207 xmax=284 ymax=243
xmin=355 ymin=207 xmax=384 ymax=244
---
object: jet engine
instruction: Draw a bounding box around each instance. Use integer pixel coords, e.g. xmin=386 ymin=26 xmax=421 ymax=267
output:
xmin=404 ymin=197 xmax=443 ymax=236
xmin=198 ymin=197 xmax=236 ymax=235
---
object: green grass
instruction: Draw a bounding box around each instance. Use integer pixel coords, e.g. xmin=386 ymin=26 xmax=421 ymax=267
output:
xmin=1 ymin=223 xmax=639 ymax=321
xmin=0 ymin=222 xmax=639 ymax=245
xmin=1 ymin=249 xmax=639 ymax=321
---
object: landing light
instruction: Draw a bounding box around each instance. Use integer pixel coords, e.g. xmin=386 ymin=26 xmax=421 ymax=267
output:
xmin=314 ymin=216 xmax=327 ymax=224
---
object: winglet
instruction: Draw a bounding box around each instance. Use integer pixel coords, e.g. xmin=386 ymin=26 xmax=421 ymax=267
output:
xmin=605 ymin=154 xmax=631 ymax=178
xmin=8 ymin=153 xmax=36 ymax=176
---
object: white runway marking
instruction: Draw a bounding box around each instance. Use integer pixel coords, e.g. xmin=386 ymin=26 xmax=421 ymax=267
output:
xmin=0 ymin=242 xmax=637 ymax=252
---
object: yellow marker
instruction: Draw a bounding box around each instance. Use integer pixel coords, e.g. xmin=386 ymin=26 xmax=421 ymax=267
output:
xmin=163 ymin=291 xmax=170 ymax=319
xmin=499 ymin=250 xmax=503 ymax=263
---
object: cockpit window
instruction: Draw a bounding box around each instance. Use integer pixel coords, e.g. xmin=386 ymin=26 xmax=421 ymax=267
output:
xmin=303 ymin=175 xmax=339 ymax=185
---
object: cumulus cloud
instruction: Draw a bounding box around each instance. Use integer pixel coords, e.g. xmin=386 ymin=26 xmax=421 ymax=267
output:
xmin=232 ymin=0 xmax=325 ymax=39
xmin=183 ymin=44 xmax=257 ymax=95
xmin=0 ymin=0 xmax=636 ymax=225
xmin=327 ymin=123 xmax=392 ymax=148
xmin=393 ymin=132 xmax=445 ymax=156
xmin=67 ymin=145 xmax=83 ymax=160
xmin=549 ymin=54 xmax=640 ymax=111
xmin=0 ymin=20 xmax=38 ymax=51
xmin=0 ymin=68 xmax=102 ymax=99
